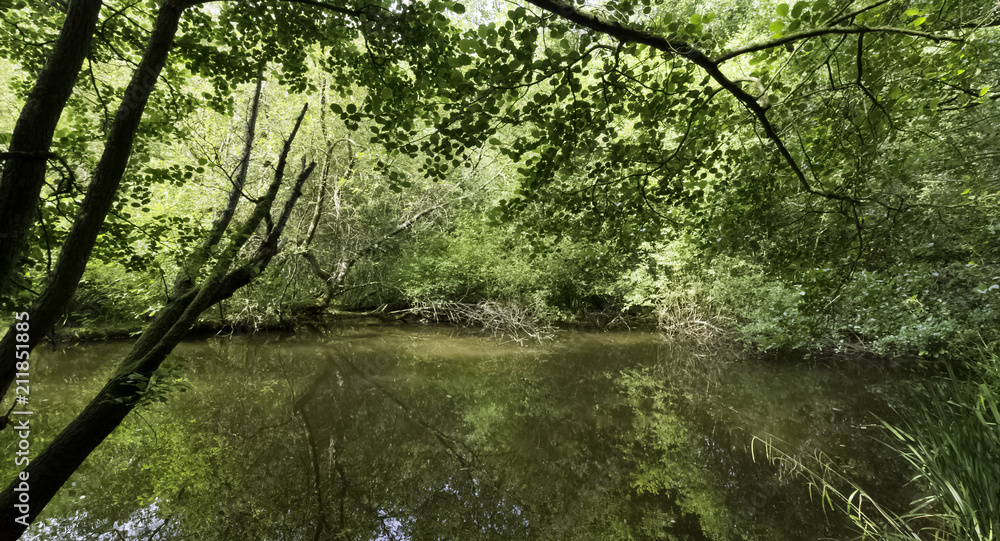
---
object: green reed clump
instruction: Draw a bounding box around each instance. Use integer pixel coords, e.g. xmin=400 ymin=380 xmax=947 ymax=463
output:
xmin=755 ymin=351 xmax=1000 ymax=541
xmin=876 ymin=366 xmax=999 ymax=541
xmin=838 ymin=368 xmax=999 ymax=540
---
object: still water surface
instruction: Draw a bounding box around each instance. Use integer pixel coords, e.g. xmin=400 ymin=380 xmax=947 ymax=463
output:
xmin=17 ymin=327 xmax=918 ymax=540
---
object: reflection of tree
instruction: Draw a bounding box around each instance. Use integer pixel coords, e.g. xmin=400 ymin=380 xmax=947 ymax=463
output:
xmin=685 ymin=362 xmax=917 ymax=540
xmin=446 ymin=338 xmax=737 ymax=541
xmin=615 ymin=369 xmax=731 ymax=540
xmin=293 ymin=345 xmax=532 ymax=540
xmin=15 ymin=332 xmax=914 ymax=540
xmin=20 ymin=334 xmax=736 ymax=540
xmin=292 ymin=361 xmax=334 ymax=540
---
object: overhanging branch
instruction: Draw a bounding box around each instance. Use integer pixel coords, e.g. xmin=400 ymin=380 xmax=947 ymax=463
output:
xmin=716 ymin=25 xmax=962 ymax=64
xmin=522 ymin=0 xmax=859 ymax=203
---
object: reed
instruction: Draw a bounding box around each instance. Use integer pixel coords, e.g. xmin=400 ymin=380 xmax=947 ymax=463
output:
xmin=877 ymin=370 xmax=1000 ymax=541
xmin=753 ymin=356 xmax=1000 ymax=541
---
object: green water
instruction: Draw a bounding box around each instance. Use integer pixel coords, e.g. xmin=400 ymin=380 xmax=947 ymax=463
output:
xmin=11 ymin=327 xmax=918 ymax=540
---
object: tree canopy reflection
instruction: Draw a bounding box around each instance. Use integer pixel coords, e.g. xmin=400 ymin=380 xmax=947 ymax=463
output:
xmin=13 ymin=329 xmax=914 ymax=540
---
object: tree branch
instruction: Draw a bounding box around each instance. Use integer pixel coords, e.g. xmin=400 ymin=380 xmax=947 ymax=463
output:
xmin=175 ymin=76 xmax=264 ymax=294
xmin=716 ymin=25 xmax=961 ymax=64
xmin=523 ymin=0 xmax=860 ymax=204
xmin=0 ymin=0 xmax=187 ymax=404
xmin=824 ymin=0 xmax=892 ymax=27
xmin=185 ymin=0 xmax=376 ymax=18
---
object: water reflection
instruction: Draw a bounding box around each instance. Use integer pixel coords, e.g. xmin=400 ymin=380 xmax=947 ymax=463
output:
xmin=10 ymin=328 xmax=917 ymax=540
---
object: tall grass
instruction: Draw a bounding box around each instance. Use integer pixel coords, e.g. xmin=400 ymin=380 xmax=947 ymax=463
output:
xmin=875 ymin=371 xmax=999 ymax=541
xmin=754 ymin=354 xmax=1000 ymax=540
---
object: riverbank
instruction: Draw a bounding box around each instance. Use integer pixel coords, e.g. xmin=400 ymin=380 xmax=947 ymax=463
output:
xmin=32 ymin=303 xmax=938 ymax=375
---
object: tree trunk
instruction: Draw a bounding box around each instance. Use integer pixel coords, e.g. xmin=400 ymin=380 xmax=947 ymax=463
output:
xmin=0 ymin=0 xmax=103 ymax=297
xmin=0 ymin=103 xmax=315 ymax=540
xmin=181 ymin=75 xmax=264 ymax=286
xmin=0 ymin=0 xmax=187 ymax=404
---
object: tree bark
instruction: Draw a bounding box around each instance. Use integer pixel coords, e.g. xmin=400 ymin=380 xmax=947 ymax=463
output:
xmin=0 ymin=0 xmax=187 ymax=404
xmin=0 ymin=104 xmax=315 ymax=540
xmin=0 ymin=0 xmax=103 ymax=297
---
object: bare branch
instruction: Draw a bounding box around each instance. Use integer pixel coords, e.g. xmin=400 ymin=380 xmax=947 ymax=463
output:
xmin=177 ymin=76 xmax=265 ymax=291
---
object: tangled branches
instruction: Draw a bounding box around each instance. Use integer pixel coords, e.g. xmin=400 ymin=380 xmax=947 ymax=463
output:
xmin=406 ymin=301 xmax=556 ymax=345
xmin=655 ymin=297 xmax=728 ymax=346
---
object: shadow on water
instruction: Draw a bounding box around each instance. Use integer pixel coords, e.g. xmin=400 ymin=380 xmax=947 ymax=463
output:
xmin=7 ymin=327 xmax=921 ymax=540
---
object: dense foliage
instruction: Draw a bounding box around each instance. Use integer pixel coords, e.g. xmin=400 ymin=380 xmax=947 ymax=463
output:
xmin=2 ymin=0 xmax=997 ymax=354
xmin=2 ymin=0 xmax=1000 ymax=537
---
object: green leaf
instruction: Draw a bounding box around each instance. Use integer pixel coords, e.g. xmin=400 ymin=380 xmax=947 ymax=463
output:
xmin=791 ymin=1 xmax=807 ymax=18
xmin=769 ymin=20 xmax=785 ymax=32
xmin=776 ymin=3 xmax=789 ymax=17
xmin=904 ymin=8 xmax=920 ymax=15
xmin=689 ymin=13 xmax=701 ymax=24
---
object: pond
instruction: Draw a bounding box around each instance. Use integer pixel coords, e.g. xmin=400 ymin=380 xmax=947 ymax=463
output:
xmin=10 ymin=327 xmax=920 ymax=540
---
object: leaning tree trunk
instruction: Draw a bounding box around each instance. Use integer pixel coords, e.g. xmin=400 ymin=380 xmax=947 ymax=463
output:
xmin=178 ymin=75 xmax=264 ymax=288
xmin=0 ymin=102 xmax=315 ymax=540
xmin=0 ymin=0 xmax=187 ymax=405
xmin=0 ymin=0 xmax=103 ymax=298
